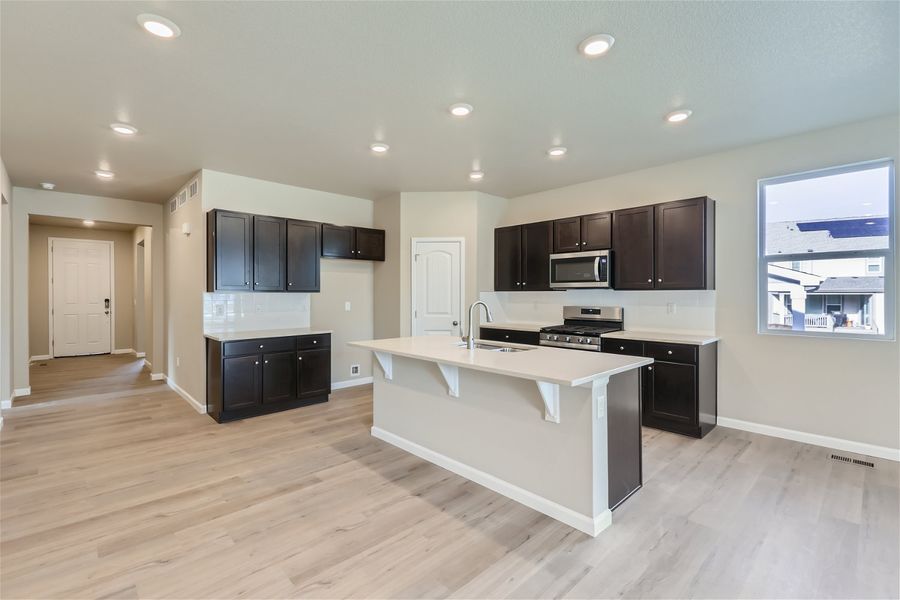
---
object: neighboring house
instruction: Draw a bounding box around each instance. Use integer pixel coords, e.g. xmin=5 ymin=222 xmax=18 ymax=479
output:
xmin=766 ymin=215 xmax=888 ymax=333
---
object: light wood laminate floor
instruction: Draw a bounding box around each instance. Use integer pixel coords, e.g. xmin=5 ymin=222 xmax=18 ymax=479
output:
xmin=1 ymin=355 xmax=897 ymax=599
xmin=20 ymin=354 xmax=163 ymax=406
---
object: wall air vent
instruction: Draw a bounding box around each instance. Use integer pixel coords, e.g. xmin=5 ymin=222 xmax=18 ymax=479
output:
xmin=177 ymin=189 xmax=187 ymax=208
xmin=169 ymin=197 xmax=177 ymax=214
xmin=189 ymin=179 xmax=199 ymax=198
xmin=830 ymin=453 xmax=875 ymax=468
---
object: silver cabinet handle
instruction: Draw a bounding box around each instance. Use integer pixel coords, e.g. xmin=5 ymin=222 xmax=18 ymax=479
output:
xmin=647 ymin=278 xmax=652 ymax=283
xmin=667 ymin=350 xmax=673 ymax=355
xmin=648 ymin=366 xmax=653 ymax=371
xmin=658 ymin=278 xmax=662 ymax=282
xmin=259 ymin=344 xmax=264 ymax=348
xmin=264 ymin=360 xmax=268 ymax=364
xmin=298 ymin=356 xmax=302 ymax=361
xmin=312 ymin=340 xmax=317 ymax=344
xmin=254 ymin=361 xmax=259 ymax=365
xmin=505 ymin=335 xmax=510 ymax=339
xmin=619 ymin=346 xmax=624 ymax=350
xmin=289 ymin=282 xmax=293 ymax=286
xmin=245 ymin=281 xmax=249 ymax=285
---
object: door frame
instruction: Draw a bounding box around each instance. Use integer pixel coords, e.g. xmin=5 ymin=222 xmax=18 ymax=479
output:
xmin=410 ymin=237 xmax=465 ymax=336
xmin=47 ymin=237 xmax=115 ymax=359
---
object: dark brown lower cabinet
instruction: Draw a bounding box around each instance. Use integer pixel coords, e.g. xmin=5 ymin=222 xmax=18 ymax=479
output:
xmin=208 ymin=334 xmax=331 ymax=422
xmin=606 ymin=367 xmax=642 ymax=510
xmin=603 ymin=339 xmax=717 ymax=438
xmin=478 ymin=327 xmax=540 ymax=345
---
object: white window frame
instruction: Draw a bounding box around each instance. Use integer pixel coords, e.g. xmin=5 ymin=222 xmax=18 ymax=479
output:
xmin=757 ymin=158 xmax=895 ymax=341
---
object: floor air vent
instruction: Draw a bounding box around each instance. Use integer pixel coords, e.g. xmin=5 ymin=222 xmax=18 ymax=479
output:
xmin=831 ymin=453 xmax=875 ymax=468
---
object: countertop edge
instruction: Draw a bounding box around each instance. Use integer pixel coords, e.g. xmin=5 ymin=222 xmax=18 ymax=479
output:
xmin=204 ymin=328 xmax=333 ymax=342
xmin=601 ymin=331 xmax=719 ymax=346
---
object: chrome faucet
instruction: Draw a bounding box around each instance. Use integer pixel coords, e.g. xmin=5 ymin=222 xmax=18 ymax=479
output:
xmin=465 ymin=301 xmax=494 ymax=349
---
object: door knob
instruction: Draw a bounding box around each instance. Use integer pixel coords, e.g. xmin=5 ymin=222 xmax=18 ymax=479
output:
xmin=452 ymin=320 xmax=459 ymax=326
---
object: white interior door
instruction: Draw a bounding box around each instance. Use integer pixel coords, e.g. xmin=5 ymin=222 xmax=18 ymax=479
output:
xmin=51 ymin=239 xmax=112 ymax=357
xmin=412 ymin=239 xmax=463 ymax=336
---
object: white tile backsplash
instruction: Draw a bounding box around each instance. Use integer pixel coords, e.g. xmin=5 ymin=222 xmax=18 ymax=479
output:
xmin=203 ymin=292 xmax=311 ymax=333
xmin=479 ymin=289 xmax=716 ymax=334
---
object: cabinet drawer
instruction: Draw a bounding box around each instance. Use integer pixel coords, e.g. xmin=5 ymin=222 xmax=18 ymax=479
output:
xmin=644 ymin=342 xmax=697 ymax=364
xmin=298 ymin=333 xmax=331 ymax=349
xmin=480 ymin=328 xmax=539 ymax=346
xmin=223 ymin=337 xmax=295 ymax=357
xmin=602 ymin=339 xmax=644 ymax=357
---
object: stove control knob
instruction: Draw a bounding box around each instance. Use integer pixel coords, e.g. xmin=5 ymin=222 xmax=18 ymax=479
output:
xmin=577 ymin=337 xmax=584 ymax=343
xmin=564 ymin=336 xmax=571 ymax=342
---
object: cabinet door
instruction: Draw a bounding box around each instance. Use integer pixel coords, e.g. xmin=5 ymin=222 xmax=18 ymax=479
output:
xmin=321 ymin=224 xmax=355 ymax=259
xmin=297 ymin=348 xmax=331 ymax=398
xmin=522 ymin=221 xmax=552 ymax=291
xmin=222 ymin=355 xmax=261 ymax=410
xmin=262 ymin=351 xmax=296 ymax=404
xmin=655 ymin=197 xmax=709 ymax=289
xmin=553 ymin=217 xmax=582 ymax=253
xmin=581 ymin=212 xmax=612 ymax=250
xmin=646 ymin=361 xmax=697 ymax=425
xmin=214 ymin=211 xmax=252 ymax=291
xmin=354 ymin=227 xmax=385 ymax=261
xmin=612 ymin=206 xmax=654 ymax=290
xmin=494 ymin=225 xmax=522 ymax=291
xmin=253 ymin=216 xmax=286 ymax=291
xmin=287 ymin=220 xmax=320 ymax=292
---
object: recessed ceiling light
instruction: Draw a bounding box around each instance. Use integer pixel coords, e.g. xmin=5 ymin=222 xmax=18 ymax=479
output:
xmin=548 ymin=146 xmax=567 ymax=157
xmin=865 ymin=221 xmax=876 ymax=225
xmin=578 ymin=34 xmax=615 ymax=57
xmin=862 ymin=202 xmax=873 ymax=206
xmin=83 ymin=220 xmax=95 ymax=227
xmin=449 ymin=103 xmax=473 ymax=117
xmin=665 ymin=109 xmax=693 ymax=123
xmin=370 ymin=142 xmax=390 ymax=153
xmin=40 ymin=182 xmax=55 ymax=190
xmin=469 ymin=170 xmax=484 ymax=182
xmin=94 ymin=170 xmax=115 ymax=180
xmin=110 ymin=123 xmax=138 ymax=135
xmin=137 ymin=14 xmax=181 ymax=38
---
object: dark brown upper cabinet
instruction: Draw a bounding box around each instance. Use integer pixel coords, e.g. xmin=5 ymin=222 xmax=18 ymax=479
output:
xmin=354 ymin=227 xmax=385 ymax=261
xmin=494 ymin=222 xmax=552 ymax=292
xmin=208 ymin=210 xmax=253 ymax=292
xmin=494 ymin=225 xmax=522 ymax=291
xmin=612 ymin=206 xmax=655 ymax=290
xmin=553 ymin=217 xmax=582 ymax=253
xmin=286 ymin=219 xmax=321 ymax=292
xmin=522 ymin=221 xmax=553 ymax=291
xmin=253 ymin=216 xmax=287 ymax=291
xmin=655 ymin=197 xmax=715 ymax=290
xmin=321 ymin=224 xmax=354 ymax=258
xmin=321 ymin=224 xmax=385 ymax=261
xmin=613 ymin=197 xmax=715 ymax=291
xmin=581 ymin=212 xmax=612 ymax=250
xmin=553 ymin=212 xmax=612 ymax=253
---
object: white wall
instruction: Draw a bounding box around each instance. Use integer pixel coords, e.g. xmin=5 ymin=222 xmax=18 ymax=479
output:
xmin=0 ymin=157 xmax=12 ymax=407
xmin=10 ymin=187 xmax=165 ymax=393
xmin=200 ymin=170 xmax=376 ymax=386
xmin=497 ymin=114 xmax=900 ymax=452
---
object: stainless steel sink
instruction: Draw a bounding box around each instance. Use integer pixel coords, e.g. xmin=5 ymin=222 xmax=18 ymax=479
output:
xmin=456 ymin=341 xmax=532 ymax=352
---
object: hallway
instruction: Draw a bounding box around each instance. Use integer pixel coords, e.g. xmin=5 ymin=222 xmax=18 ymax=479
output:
xmin=20 ymin=354 xmax=163 ymax=407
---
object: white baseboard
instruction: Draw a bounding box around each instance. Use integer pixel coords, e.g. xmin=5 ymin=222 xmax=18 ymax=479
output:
xmin=29 ymin=355 xmax=52 ymax=362
xmin=13 ymin=387 xmax=31 ymax=398
xmin=0 ymin=400 xmax=10 ymax=410
xmin=144 ymin=359 xmax=152 ymax=369
xmin=150 ymin=372 xmax=166 ymax=381
xmin=167 ymin=379 xmax=206 ymax=414
xmin=717 ymin=417 xmax=900 ymax=462
xmin=135 ymin=351 xmax=146 ymax=358
xmin=332 ymin=376 xmax=374 ymax=390
xmin=371 ymin=426 xmax=611 ymax=537
xmin=111 ymin=348 xmax=135 ymax=355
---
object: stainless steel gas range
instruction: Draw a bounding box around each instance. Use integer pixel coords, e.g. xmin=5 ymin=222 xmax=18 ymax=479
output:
xmin=539 ymin=306 xmax=624 ymax=352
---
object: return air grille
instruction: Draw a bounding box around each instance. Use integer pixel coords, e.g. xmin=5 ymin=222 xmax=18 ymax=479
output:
xmin=831 ymin=453 xmax=875 ymax=468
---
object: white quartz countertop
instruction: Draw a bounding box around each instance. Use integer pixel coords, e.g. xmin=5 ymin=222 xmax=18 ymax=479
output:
xmin=601 ymin=330 xmax=719 ymax=346
xmin=349 ymin=335 xmax=652 ymax=387
xmin=479 ymin=321 xmax=555 ymax=333
xmin=204 ymin=327 xmax=333 ymax=342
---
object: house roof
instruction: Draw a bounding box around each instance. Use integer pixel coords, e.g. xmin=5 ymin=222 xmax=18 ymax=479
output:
xmin=809 ymin=276 xmax=885 ymax=294
xmin=766 ymin=216 xmax=889 ymax=255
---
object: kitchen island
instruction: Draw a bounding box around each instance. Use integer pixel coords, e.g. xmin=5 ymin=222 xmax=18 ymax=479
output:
xmin=349 ymin=335 xmax=652 ymax=536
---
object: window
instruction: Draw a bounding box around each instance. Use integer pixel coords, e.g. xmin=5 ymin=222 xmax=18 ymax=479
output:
xmin=759 ymin=160 xmax=894 ymax=339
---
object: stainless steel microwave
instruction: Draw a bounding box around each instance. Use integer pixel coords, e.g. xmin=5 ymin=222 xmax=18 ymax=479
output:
xmin=549 ymin=250 xmax=611 ymax=289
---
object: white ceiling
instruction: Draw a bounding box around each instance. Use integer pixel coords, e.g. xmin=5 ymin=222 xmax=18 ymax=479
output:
xmin=2 ymin=1 xmax=898 ymax=204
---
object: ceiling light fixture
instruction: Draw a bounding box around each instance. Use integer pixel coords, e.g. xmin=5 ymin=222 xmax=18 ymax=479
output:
xmin=578 ymin=34 xmax=615 ymax=57
xmin=110 ymin=123 xmax=138 ymax=135
xmin=40 ymin=182 xmax=55 ymax=190
xmin=94 ymin=170 xmax=115 ymax=180
xmin=83 ymin=220 xmax=96 ymax=227
xmin=469 ymin=170 xmax=484 ymax=182
xmin=370 ymin=142 xmax=390 ymax=153
xmin=862 ymin=202 xmax=873 ymax=206
xmin=665 ymin=109 xmax=693 ymax=123
xmin=865 ymin=221 xmax=876 ymax=225
xmin=449 ymin=103 xmax=473 ymax=117
xmin=548 ymin=146 xmax=567 ymax=157
xmin=137 ymin=14 xmax=181 ymax=38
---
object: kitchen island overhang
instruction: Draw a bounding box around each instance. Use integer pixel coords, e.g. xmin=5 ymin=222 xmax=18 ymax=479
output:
xmin=349 ymin=336 xmax=652 ymax=537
